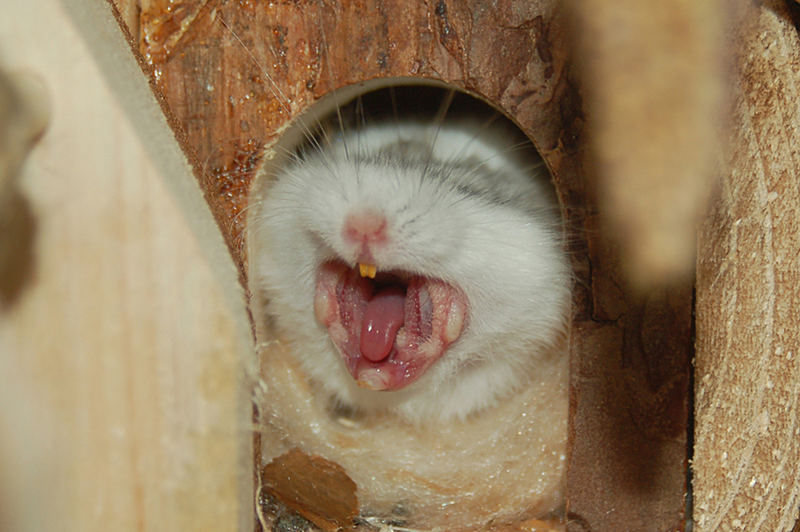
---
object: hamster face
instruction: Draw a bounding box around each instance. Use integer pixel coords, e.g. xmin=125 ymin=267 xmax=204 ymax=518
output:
xmin=252 ymin=112 xmax=570 ymax=423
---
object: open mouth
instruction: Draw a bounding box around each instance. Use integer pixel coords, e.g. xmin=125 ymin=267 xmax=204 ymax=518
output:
xmin=314 ymin=261 xmax=467 ymax=391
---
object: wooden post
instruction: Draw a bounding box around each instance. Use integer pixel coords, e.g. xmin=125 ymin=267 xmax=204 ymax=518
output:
xmin=694 ymin=2 xmax=800 ymax=530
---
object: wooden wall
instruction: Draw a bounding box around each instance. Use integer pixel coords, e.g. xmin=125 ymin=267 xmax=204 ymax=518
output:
xmin=0 ymin=1 xmax=253 ymax=531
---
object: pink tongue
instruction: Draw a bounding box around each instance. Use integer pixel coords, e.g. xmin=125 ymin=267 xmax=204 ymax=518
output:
xmin=359 ymin=287 xmax=406 ymax=362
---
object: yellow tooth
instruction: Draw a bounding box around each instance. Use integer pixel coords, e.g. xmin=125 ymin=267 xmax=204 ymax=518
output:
xmin=358 ymin=263 xmax=377 ymax=279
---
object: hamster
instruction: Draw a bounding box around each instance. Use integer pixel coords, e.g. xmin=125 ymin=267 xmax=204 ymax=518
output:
xmin=252 ymin=98 xmax=570 ymax=424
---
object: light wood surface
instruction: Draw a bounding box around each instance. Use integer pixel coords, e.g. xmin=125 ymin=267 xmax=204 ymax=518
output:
xmin=694 ymin=2 xmax=800 ymax=530
xmin=0 ymin=1 xmax=253 ymax=531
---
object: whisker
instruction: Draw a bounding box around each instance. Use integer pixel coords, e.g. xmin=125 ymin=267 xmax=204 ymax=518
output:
xmin=216 ymin=12 xmax=347 ymax=171
xmin=418 ymin=88 xmax=455 ymax=192
xmin=314 ymin=2 xmax=352 ymax=162
xmin=441 ymin=111 xmax=501 ymax=167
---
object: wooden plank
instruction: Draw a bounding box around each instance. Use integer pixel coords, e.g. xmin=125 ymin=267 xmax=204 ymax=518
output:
xmin=694 ymin=1 xmax=800 ymax=530
xmin=0 ymin=1 xmax=253 ymax=531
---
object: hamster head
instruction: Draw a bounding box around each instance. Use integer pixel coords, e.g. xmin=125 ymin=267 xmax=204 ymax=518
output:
xmin=252 ymin=118 xmax=570 ymax=423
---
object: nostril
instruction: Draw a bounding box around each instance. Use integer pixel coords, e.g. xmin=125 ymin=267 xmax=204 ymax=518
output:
xmin=342 ymin=209 xmax=388 ymax=245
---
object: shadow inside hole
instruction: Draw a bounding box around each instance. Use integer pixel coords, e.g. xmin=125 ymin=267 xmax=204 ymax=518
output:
xmin=296 ymin=85 xmax=539 ymax=161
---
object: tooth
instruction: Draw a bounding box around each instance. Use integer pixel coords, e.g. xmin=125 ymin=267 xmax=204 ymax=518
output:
xmin=358 ymin=263 xmax=377 ymax=279
xmin=357 ymin=368 xmax=390 ymax=390
xmin=443 ymin=298 xmax=465 ymax=343
xmin=314 ymin=288 xmax=331 ymax=325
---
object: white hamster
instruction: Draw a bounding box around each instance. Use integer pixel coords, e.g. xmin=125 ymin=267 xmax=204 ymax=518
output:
xmin=252 ymin=92 xmax=570 ymax=423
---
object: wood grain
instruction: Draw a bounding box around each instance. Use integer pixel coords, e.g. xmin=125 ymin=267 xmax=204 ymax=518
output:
xmin=259 ymin=449 xmax=358 ymax=532
xmin=694 ymin=2 xmax=800 ymax=530
xmin=0 ymin=1 xmax=253 ymax=531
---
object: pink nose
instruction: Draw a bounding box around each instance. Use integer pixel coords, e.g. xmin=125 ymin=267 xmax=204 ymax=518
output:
xmin=342 ymin=210 xmax=388 ymax=251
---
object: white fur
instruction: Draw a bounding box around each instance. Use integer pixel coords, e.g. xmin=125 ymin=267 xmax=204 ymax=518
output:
xmin=251 ymin=117 xmax=570 ymax=423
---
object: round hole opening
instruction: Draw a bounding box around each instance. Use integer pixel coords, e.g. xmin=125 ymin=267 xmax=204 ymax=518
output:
xmin=248 ymin=81 xmax=571 ymax=531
